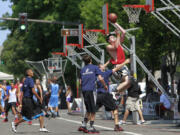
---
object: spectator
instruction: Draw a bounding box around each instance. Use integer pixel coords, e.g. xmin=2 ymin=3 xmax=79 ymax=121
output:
xmin=119 ymin=76 xmax=146 ymax=125
xmin=155 ymin=90 xmax=171 ymax=119
xmin=0 ymin=84 xmax=5 ymax=118
xmin=176 ymin=79 xmax=180 ymax=127
xmin=65 ymin=85 xmax=73 ymax=114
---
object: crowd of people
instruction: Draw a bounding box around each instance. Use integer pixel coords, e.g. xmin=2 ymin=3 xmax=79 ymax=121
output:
xmin=0 ymin=70 xmax=66 ymax=133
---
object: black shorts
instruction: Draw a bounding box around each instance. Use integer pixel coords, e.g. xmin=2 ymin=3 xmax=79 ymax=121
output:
xmin=82 ymin=91 xmax=96 ymax=113
xmin=5 ymin=102 xmax=16 ymax=113
xmin=4 ymin=100 xmax=8 ymax=111
xmin=21 ymin=97 xmax=43 ymax=120
xmin=21 ymin=97 xmax=35 ymax=120
xmin=96 ymin=92 xmax=117 ymax=111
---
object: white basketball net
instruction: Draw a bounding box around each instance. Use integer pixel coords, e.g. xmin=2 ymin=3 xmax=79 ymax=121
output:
xmin=67 ymin=46 xmax=76 ymax=56
xmin=85 ymin=31 xmax=99 ymax=44
xmin=48 ymin=67 xmax=55 ymax=74
xmin=123 ymin=6 xmax=142 ymax=23
xmin=49 ymin=69 xmax=53 ymax=74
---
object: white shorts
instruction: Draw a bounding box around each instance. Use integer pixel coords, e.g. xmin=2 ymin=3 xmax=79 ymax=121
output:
xmin=113 ymin=65 xmax=130 ymax=81
xmin=125 ymin=97 xmax=140 ymax=111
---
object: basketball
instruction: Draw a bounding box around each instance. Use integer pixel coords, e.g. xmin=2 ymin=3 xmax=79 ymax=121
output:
xmin=108 ymin=13 xmax=117 ymax=23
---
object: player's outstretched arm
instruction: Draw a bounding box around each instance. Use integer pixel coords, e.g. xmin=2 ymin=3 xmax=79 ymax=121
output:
xmin=102 ymin=60 xmax=110 ymax=69
xmin=112 ymin=58 xmax=130 ymax=73
xmin=114 ymin=23 xmax=126 ymax=43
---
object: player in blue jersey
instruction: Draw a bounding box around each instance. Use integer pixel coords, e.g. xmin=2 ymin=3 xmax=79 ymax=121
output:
xmin=96 ymin=58 xmax=130 ymax=131
xmin=48 ymin=76 xmax=62 ymax=117
xmin=78 ymin=54 xmax=108 ymax=134
xmin=0 ymin=84 xmax=5 ymax=119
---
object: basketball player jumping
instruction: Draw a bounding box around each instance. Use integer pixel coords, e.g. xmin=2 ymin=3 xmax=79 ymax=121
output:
xmin=106 ymin=19 xmax=130 ymax=93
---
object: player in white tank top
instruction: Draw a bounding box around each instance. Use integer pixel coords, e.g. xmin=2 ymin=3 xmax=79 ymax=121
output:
xmin=8 ymin=88 xmax=17 ymax=103
xmin=3 ymin=83 xmax=18 ymax=122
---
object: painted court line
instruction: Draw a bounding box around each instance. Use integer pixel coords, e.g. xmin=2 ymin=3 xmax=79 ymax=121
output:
xmin=57 ymin=117 xmax=143 ymax=135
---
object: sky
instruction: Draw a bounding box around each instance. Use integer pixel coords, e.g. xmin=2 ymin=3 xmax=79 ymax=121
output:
xmin=0 ymin=0 xmax=12 ymax=46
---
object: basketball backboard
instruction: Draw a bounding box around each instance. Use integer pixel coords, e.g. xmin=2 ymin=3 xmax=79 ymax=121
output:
xmin=47 ymin=58 xmax=62 ymax=72
xmin=146 ymin=0 xmax=154 ymax=12
xmin=61 ymin=24 xmax=83 ymax=49
xmin=102 ymin=3 xmax=109 ymax=34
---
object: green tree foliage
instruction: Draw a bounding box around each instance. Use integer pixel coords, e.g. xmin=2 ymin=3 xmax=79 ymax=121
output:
xmin=0 ymin=0 xmax=180 ymax=92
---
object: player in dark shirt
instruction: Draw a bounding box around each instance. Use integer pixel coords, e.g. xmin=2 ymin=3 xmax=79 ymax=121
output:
xmin=11 ymin=69 xmax=49 ymax=133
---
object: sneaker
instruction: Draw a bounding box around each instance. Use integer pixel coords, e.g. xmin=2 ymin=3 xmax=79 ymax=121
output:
xmin=136 ymin=121 xmax=141 ymax=125
xmin=11 ymin=122 xmax=17 ymax=133
xmin=141 ymin=120 xmax=146 ymax=124
xmin=39 ymin=128 xmax=49 ymax=132
xmin=3 ymin=118 xmax=8 ymax=122
xmin=88 ymin=126 xmax=99 ymax=134
xmin=51 ymin=113 xmax=56 ymax=118
xmin=114 ymin=125 xmax=124 ymax=131
xmin=28 ymin=121 xmax=32 ymax=125
xmin=0 ymin=114 xmax=5 ymax=119
xmin=78 ymin=126 xmax=88 ymax=133
xmin=119 ymin=120 xmax=126 ymax=125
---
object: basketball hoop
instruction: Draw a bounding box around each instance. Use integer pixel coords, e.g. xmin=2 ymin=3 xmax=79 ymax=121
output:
xmin=67 ymin=46 xmax=76 ymax=56
xmin=84 ymin=29 xmax=105 ymax=44
xmin=123 ymin=4 xmax=152 ymax=23
xmin=123 ymin=5 xmax=143 ymax=23
xmin=48 ymin=66 xmax=56 ymax=74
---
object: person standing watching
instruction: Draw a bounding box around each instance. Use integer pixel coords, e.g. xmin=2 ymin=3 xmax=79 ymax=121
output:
xmin=11 ymin=69 xmax=49 ymax=133
xmin=176 ymin=79 xmax=180 ymax=127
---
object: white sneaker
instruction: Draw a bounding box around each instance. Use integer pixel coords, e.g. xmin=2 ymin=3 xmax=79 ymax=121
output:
xmin=141 ymin=120 xmax=146 ymax=124
xmin=11 ymin=122 xmax=17 ymax=133
xmin=119 ymin=120 xmax=126 ymax=125
xmin=39 ymin=128 xmax=49 ymax=132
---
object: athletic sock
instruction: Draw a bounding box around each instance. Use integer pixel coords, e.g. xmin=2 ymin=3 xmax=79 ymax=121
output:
xmin=82 ymin=118 xmax=88 ymax=127
xmin=57 ymin=111 xmax=60 ymax=116
xmin=50 ymin=110 xmax=55 ymax=114
xmin=90 ymin=121 xmax=94 ymax=127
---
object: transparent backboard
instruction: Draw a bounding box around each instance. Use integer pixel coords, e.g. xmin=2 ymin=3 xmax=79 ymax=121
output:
xmin=47 ymin=58 xmax=62 ymax=71
xmin=61 ymin=24 xmax=83 ymax=49
xmin=102 ymin=3 xmax=109 ymax=34
xmin=146 ymin=0 xmax=154 ymax=11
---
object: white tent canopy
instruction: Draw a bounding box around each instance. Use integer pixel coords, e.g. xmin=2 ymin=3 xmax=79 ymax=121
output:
xmin=0 ymin=72 xmax=14 ymax=80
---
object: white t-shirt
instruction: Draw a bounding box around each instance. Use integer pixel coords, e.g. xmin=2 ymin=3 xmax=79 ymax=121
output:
xmin=160 ymin=94 xmax=171 ymax=109
xmin=8 ymin=88 xmax=17 ymax=103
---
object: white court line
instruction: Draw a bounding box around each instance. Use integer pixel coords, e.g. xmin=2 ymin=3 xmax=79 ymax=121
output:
xmin=32 ymin=123 xmax=40 ymax=126
xmin=57 ymin=117 xmax=143 ymax=135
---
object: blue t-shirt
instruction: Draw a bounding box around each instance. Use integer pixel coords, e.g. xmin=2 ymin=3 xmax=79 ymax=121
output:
xmin=23 ymin=77 xmax=34 ymax=98
xmin=6 ymin=85 xmax=11 ymax=95
xmin=80 ymin=64 xmax=102 ymax=91
xmin=97 ymin=69 xmax=112 ymax=93
xmin=50 ymin=83 xmax=59 ymax=96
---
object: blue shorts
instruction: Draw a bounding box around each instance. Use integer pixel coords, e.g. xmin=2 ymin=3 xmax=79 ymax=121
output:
xmin=1 ymin=100 xmax=4 ymax=108
xmin=48 ymin=95 xmax=59 ymax=107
